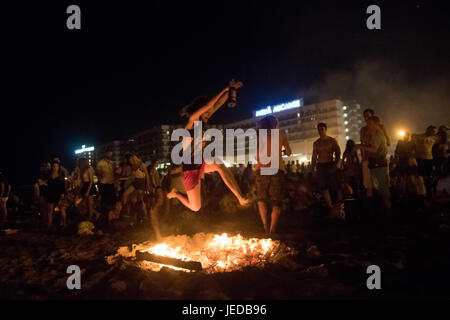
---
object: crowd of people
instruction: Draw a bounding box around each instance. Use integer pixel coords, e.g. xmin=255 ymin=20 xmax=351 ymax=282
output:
xmin=1 ymin=102 xmax=449 ymax=238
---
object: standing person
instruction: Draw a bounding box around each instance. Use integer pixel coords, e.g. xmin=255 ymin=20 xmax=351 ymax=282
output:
xmin=167 ymin=80 xmax=249 ymax=211
xmin=311 ymin=123 xmax=341 ymax=209
xmin=46 ymin=161 xmax=67 ymax=229
xmin=360 ymin=109 xmax=390 ymax=198
xmin=255 ymin=115 xmax=292 ymax=234
xmin=52 ymin=156 xmax=70 ymax=178
xmin=148 ymin=161 xmax=162 ymax=194
xmin=434 ymin=126 xmax=449 ymax=178
xmin=413 ymin=125 xmax=438 ymax=198
xmin=96 ymin=148 xmax=116 ymax=223
xmin=0 ymin=172 xmax=11 ymax=223
xmin=358 ymin=116 xmax=391 ymax=210
xmin=122 ymin=154 xmax=150 ymax=223
xmin=342 ymin=139 xmax=362 ymax=199
xmin=295 ymin=160 xmax=301 ymax=176
xmin=34 ymin=161 xmax=51 ymax=224
xmin=78 ymin=158 xmax=98 ymax=221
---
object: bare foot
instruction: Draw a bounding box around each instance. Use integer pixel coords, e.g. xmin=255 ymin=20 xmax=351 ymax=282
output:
xmin=238 ymin=197 xmax=250 ymax=207
xmin=167 ymin=188 xmax=178 ymax=199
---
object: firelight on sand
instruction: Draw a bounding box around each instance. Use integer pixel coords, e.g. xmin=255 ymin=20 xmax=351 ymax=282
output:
xmin=107 ymin=233 xmax=296 ymax=274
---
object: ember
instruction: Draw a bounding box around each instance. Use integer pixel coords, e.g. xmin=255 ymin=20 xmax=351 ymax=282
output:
xmin=108 ymin=233 xmax=296 ymax=274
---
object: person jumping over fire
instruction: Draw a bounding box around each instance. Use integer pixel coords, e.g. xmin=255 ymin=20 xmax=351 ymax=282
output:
xmin=167 ymin=80 xmax=249 ymax=211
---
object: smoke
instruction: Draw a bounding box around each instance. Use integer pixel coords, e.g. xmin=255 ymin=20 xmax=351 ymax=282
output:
xmin=303 ymin=59 xmax=450 ymax=136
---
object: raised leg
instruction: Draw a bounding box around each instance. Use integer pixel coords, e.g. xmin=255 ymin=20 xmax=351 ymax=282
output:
xmin=167 ymin=182 xmax=202 ymax=212
xmin=204 ymin=163 xmax=249 ymax=206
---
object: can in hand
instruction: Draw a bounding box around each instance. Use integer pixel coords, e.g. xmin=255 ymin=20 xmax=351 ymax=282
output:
xmin=227 ymin=87 xmax=237 ymax=108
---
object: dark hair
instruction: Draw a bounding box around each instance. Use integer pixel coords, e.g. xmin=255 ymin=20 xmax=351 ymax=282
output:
xmin=258 ymin=115 xmax=279 ymax=130
xmin=363 ymin=108 xmax=374 ymax=116
xmin=51 ymin=160 xmax=61 ymax=167
xmin=317 ymin=123 xmax=327 ymax=129
xmin=78 ymin=157 xmax=89 ymax=169
xmin=105 ymin=147 xmax=113 ymax=153
xmin=344 ymin=139 xmax=356 ymax=154
xmin=180 ymin=96 xmax=209 ymax=118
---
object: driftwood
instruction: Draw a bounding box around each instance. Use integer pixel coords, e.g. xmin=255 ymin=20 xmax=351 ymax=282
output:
xmin=135 ymin=251 xmax=203 ymax=271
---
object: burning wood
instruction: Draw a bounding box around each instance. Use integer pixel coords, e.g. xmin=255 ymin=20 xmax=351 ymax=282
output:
xmin=135 ymin=251 xmax=202 ymax=271
xmin=107 ymin=233 xmax=296 ymax=274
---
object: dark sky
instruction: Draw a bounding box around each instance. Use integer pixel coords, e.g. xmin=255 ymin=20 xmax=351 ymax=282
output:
xmin=2 ymin=1 xmax=450 ymax=184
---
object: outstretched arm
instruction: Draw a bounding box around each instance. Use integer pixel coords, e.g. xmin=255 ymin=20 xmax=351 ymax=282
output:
xmin=201 ymin=91 xmax=229 ymax=123
xmin=201 ymin=80 xmax=243 ymax=122
xmin=186 ymin=86 xmax=230 ymax=130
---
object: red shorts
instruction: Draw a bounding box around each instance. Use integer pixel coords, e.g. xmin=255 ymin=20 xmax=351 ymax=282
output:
xmin=182 ymin=163 xmax=205 ymax=191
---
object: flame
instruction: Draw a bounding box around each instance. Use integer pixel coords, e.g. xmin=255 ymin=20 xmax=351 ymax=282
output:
xmin=110 ymin=233 xmax=295 ymax=274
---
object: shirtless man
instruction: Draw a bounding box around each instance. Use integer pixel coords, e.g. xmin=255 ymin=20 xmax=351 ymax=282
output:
xmin=255 ymin=115 xmax=292 ymax=234
xmin=96 ymin=148 xmax=116 ymax=222
xmin=358 ymin=116 xmax=391 ymax=210
xmin=311 ymin=123 xmax=341 ymax=208
xmin=360 ymin=109 xmax=390 ymax=197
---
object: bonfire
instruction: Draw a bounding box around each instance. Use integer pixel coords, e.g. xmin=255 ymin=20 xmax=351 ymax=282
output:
xmin=107 ymin=233 xmax=296 ymax=274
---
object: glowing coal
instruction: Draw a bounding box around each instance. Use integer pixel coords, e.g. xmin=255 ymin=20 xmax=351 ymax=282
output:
xmin=107 ymin=233 xmax=296 ymax=274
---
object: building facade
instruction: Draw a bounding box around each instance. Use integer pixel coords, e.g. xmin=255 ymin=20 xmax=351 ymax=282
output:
xmin=95 ymin=138 xmax=137 ymax=167
xmin=223 ymin=98 xmax=355 ymax=164
xmin=74 ymin=145 xmax=95 ymax=166
xmin=98 ymin=98 xmax=362 ymax=169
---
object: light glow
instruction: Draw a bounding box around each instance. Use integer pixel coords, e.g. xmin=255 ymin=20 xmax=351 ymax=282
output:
xmin=397 ymin=130 xmax=406 ymax=138
xmin=109 ymin=233 xmax=296 ymax=274
xmin=255 ymin=99 xmax=302 ymax=117
xmin=75 ymin=145 xmax=95 ymax=154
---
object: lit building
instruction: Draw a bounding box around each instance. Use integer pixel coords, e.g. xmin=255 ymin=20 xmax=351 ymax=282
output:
xmin=95 ymin=139 xmax=136 ymax=167
xmin=133 ymin=125 xmax=182 ymax=167
xmin=223 ymin=98 xmax=351 ymax=164
xmin=343 ymin=100 xmax=364 ymax=143
xmin=129 ymin=98 xmax=360 ymax=168
xmin=74 ymin=145 xmax=95 ymax=166
xmin=133 ymin=123 xmax=224 ymax=169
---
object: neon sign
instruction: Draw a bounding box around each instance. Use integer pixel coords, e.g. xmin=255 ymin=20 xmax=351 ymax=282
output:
xmin=255 ymin=99 xmax=302 ymax=117
xmin=75 ymin=145 xmax=95 ymax=154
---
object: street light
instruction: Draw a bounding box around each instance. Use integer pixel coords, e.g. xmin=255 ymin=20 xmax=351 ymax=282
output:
xmin=397 ymin=130 xmax=405 ymax=138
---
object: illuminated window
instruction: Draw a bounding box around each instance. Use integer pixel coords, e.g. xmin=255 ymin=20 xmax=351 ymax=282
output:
xmin=344 ymin=113 xmax=348 ymax=118
xmin=345 ymin=128 xmax=349 ymax=132
xmin=344 ymin=121 xmax=348 ymax=125
xmin=343 ymin=106 xmax=347 ymax=110
xmin=297 ymin=113 xmax=300 ymax=118
xmin=346 ymin=136 xmax=350 ymax=140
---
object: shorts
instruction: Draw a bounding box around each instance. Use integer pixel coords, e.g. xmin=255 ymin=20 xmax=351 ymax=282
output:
xmin=256 ymin=170 xmax=284 ymax=207
xmin=370 ymin=166 xmax=390 ymax=197
xmin=80 ymin=183 xmax=96 ymax=197
xmin=182 ymin=163 xmax=205 ymax=192
xmin=316 ymin=162 xmax=337 ymax=191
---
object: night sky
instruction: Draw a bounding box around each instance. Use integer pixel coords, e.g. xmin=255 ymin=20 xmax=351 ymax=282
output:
xmin=3 ymin=1 xmax=450 ymax=184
